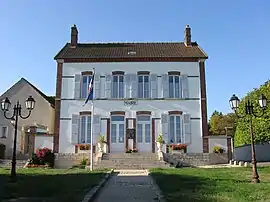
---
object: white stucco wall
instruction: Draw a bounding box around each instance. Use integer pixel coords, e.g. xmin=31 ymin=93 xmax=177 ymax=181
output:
xmin=34 ymin=136 xmax=54 ymax=151
xmin=208 ymin=136 xmax=228 ymax=152
xmin=59 ymin=61 xmax=203 ymax=153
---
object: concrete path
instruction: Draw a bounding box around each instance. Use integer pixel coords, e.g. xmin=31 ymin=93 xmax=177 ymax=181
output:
xmin=93 ymin=170 xmax=162 ymax=202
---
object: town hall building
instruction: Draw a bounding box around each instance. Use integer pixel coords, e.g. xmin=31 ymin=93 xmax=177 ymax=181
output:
xmin=53 ymin=25 xmax=208 ymax=154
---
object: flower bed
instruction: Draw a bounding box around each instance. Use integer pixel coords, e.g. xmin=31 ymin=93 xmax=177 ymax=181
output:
xmin=125 ymin=148 xmax=138 ymax=153
xmin=75 ymin=144 xmax=90 ymax=150
xmin=27 ymin=147 xmax=55 ymax=168
xmin=167 ymin=144 xmax=187 ymax=153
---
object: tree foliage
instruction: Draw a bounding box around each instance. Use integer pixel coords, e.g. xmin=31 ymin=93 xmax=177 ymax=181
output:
xmin=234 ymin=80 xmax=270 ymax=147
xmin=209 ymin=110 xmax=237 ymax=135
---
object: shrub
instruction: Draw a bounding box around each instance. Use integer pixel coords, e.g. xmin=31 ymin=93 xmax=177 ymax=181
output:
xmin=157 ymin=134 xmax=164 ymax=143
xmin=29 ymin=147 xmax=55 ymax=167
xmin=213 ymin=146 xmax=224 ymax=153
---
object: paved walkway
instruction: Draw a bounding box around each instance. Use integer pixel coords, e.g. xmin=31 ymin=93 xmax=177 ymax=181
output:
xmin=93 ymin=170 xmax=162 ymax=202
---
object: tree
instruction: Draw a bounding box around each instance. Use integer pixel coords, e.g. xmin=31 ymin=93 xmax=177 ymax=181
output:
xmin=209 ymin=111 xmax=237 ymax=135
xmin=234 ymin=80 xmax=270 ymax=147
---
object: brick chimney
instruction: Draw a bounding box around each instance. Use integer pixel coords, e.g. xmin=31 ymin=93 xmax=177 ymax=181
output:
xmin=184 ymin=25 xmax=191 ymax=47
xmin=71 ymin=24 xmax=78 ymax=46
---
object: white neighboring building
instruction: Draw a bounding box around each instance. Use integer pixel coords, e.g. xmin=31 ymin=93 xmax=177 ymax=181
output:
xmin=53 ymin=25 xmax=209 ymax=154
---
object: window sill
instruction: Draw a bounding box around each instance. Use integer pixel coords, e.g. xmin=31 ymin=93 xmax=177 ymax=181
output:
xmin=0 ymin=136 xmax=7 ymax=139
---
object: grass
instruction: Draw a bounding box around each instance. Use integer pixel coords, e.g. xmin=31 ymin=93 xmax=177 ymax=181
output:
xmin=150 ymin=167 xmax=270 ymax=202
xmin=0 ymin=168 xmax=108 ymax=202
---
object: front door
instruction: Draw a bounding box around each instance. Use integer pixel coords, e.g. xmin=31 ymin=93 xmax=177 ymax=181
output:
xmin=110 ymin=115 xmax=125 ymax=152
xmin=136 ymin=115 xmax=152 ymax=152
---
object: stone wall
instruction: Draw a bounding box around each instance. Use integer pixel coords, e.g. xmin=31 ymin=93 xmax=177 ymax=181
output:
xmin=162 ymin=152 xmax=228 ymax=167
xmin=54 ymin=153 xmax=90 ymax=169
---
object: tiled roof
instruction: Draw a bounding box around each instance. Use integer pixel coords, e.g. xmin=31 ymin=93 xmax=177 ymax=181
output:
xmin=54 ymin=42 xmax=208 ymax=59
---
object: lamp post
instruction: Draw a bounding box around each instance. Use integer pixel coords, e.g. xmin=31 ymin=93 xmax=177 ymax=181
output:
xmin=229 ymin=94 xmax=267 ymax=183
xmin=1 ymin=96 xmax=35 ymax=182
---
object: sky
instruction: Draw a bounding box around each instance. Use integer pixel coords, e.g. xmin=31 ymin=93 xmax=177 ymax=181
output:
xmin=0 ymin=0 xmax=269 ymax=117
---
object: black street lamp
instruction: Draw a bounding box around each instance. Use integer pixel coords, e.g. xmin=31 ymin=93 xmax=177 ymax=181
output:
xmin=1 ymin=96 xmax=35 ymax=182
xmin=229 ymin=94 xmax=267 ymax=183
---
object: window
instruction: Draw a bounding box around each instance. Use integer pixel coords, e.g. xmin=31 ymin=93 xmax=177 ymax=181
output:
xmin=80 ymin=115 xmax=91 ymax=143
xmin=137 ymin=116 xmax=151 ymax=143
xmin=169 ymin=75 xmax=181 ymax=98
xmin=111 ymin=115 xmax=125 ymax=143
xmin=169 ymin=116 xmax=182 ymax=143
xmin=81 ymin=75 xmax=92 ymax=99
xmin=112 ymin=75 xmax=124 ymax=98
xmin=1 ymin=126 xmax=7 ymax=138
xmin=138 ymin=75 xmax=150 ymax=98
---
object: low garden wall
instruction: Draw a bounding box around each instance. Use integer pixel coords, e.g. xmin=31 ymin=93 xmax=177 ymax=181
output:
xmin=162 ymin=152 xmax=229 ymax=167
xmin=54 ymin=153 xmax=90 ymax=169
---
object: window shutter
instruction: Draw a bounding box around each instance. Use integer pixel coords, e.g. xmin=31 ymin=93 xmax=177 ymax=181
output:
xmin=183 ymin=113 xmax=191 ymax=145
xmin=105 ymin=74 xmax=112 ymax=98
xmin=161 ymin=113 xmax=169 ymax=144
xmin=125 ymin=74 xmax=131 ymax=98
xmin=93 ymin=114 xmax=101 ymax=144
xmin=71 ymin=114 xmax=80 ymax=144
xmin=130 ymin=74 xmax=137 ymax=98
xmin=150 ymin=74 xmax=158 ymax=98
xmin=74 ymin=74 xmax=81 ymax=99
xmin=94 ymin=74 xmax=101 ymax=99
xmin=181 ymin=75 xmax=189 ymax=99
xmin=162 ymin=74 xmax=169 ymax=98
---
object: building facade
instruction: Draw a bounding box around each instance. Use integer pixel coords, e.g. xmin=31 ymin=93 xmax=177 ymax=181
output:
xmin=54 ymin=25 xmax=208 ymax=154
xmin=0 ymin=78 xmax=55 ymax=158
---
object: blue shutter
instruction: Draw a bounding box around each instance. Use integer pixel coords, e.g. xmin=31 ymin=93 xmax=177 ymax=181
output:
xmin=183 ymin=113 xmax=191 ymax=145
xmin=161 ymin=113 xmax=169 ymax=144
xmin=105 ymin=74 xmax=112 ymax=98
xmin=162 ymin=74 xmax=169 ymax=98
xmin=150 ymin=74 xmax=158 ymax=98
xmin=93 ymin=115 xmax=101 ymax=144
xmin=181 ymin=75 xmax=189 ymax=99
xmin=74 ymin=74 xmax=81 ymax=99
xmin=71 ymin=114 xmax=80 ymax=144
xmin=94 ymin=74 xmax=101 ymax=99
xmin=125 ymin=74 xmax=131 ymax=98
xmin=130 ymin=74 xmax=137 ymax=98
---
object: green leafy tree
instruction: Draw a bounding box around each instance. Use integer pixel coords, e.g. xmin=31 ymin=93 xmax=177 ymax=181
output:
xmin=234 ymin=80 xmax=270 ymax=146
xmin=209 ymin=111 xmax=237 ymax=135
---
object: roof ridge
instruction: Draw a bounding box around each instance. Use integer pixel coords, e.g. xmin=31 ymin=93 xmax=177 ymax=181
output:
xmin=21 ymin=78 xmax=55 ymax=108
xmin=77 ymin=42 xmax=185 ymax=44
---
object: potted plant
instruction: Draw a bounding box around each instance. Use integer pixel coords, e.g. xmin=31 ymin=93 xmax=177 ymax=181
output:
xmin=213 ymin=146 xmax=224 ymax=154
xmin=156 ymin=134 xmax=165 ymax=152
xmin=97 ymin=135 xmax=107 ymax=153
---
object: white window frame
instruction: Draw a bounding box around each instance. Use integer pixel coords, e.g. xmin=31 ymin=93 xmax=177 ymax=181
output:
xmin=1 ymin=126 xmax=8 ymax=138
xmin=81 ymin=75 xmax=92 ymax=99
xmin=169 ymin=115 xmax=183 ymax=143
xmin=112 ymin=75 xmax=124 ymax=98
xmin=110 ymin=115 xmax=125 ymax=143
xmin=79 ymin=115 xmax=91 ymax=143
xmin=169 ymin=75 xmax=181 ymax=98
xmin=138 ymin=75 xmax=150 ymax=98
xmin=136 ymin=115 xmax=151 ymax=143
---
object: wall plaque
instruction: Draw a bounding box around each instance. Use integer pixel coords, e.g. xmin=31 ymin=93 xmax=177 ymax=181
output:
xmin=127 ymin=129 xmax=135 ymax=139
xmin=124 ymin=100 xmax=138 ymax=106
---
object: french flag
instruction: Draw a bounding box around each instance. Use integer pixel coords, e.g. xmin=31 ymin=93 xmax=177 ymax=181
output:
xmin=84 ymin=72 xmax=95 ymax=105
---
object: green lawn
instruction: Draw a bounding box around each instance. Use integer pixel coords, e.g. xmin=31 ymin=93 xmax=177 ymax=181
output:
xmin=0 ymin=168 xmax=107 ymax=202
xmin=150 ymin=167 xmax=270 ymax=202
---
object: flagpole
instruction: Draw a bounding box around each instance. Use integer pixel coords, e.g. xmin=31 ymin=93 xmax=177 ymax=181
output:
xmin=90 ymin=68 xmax=95 ymax=171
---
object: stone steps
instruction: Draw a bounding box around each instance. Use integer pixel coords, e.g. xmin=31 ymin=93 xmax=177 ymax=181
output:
xmin=96 ymin=153 xmax=170 ymax=169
